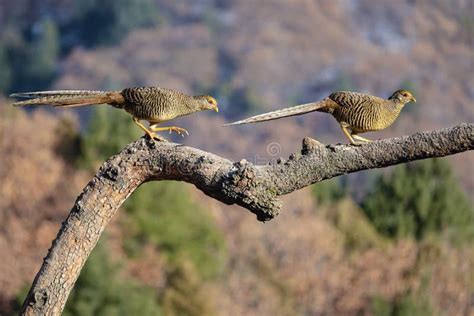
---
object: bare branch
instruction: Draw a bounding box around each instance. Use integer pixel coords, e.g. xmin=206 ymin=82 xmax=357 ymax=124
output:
xmin=21 ymin=123 xmax=473 ymax=315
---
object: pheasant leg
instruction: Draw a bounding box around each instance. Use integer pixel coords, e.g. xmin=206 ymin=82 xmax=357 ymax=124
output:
xmin=133 ymin=117 xmax=166 ymax=142
xmin=352 ymin=134 xmax=372 ymax=143
xmin=150 ymin=125 xmax=189 ymax=137
xmin=339 ymin=123 xmax=358 ymax=145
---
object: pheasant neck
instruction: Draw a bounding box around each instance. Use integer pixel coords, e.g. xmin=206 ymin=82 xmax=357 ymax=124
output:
xmin=388 ymin=99 xmax=406 ymax=112
xmin=179 ymin=98 xmax=201 ymax=116
xmin=383 ymin=100 xmax=406 ymax=123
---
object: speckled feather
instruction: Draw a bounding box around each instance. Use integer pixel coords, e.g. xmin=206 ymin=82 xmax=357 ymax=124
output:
xmin=226 ymin=90 xmax=409 ymax=133
xmin=120 ymin=87 xmax=201 ymax=122
xmin=328 ymin=91 xmax=405 ymax=132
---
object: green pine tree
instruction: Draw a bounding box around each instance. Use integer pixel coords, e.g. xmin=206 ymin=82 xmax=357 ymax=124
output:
xmin=28 ymin=19 xmax=59 ymax=82
xmin=362 ymin=158 xmax=474 ymax=243
xmin=63 ymin=238 xmax=163 ymax=316
xmin=70 ymin=0 xmax=160 ymax=47
xmin=372 ymin=293 xmax=434 ymax=316
xmin=79 ymin=106 xmax=141 ymax=169
xmin=162 ymin=259 xmax=216 ymax=316
xmin=122 ymin=181 xmax=227 ymax=280
xmin=0 ymin=44 xmax=12 ymax=92
xmin=312 ymin=177 xmax=346 ymax=206
xmin=11 ymin=18 xmax=60 ymax=91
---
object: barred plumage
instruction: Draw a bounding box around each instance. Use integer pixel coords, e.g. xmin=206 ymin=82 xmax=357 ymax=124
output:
xmin=11 ymin=86 xmax=219 ymax=141
xmin=11 ymin=90 xmax=117 ymax=107
xmin=225 ymin=89 xmax=416 ymax=145
xmin=224 ymin=100 xmax=333 ymax=126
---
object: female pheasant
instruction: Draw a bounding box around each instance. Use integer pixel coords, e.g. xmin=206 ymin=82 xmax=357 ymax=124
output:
xmin=225 ymin=89 xmax=416 ymax=145
xmin=11 ymin=86 xmax=219 ymax=141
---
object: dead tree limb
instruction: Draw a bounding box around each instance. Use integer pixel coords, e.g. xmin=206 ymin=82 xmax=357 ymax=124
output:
xmin=21 ymin=123 xmax=473 ymax=315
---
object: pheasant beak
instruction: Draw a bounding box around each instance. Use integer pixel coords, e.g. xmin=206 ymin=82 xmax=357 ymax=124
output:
xmin=205 ymin=96 xmax=218 ymax=112
xmin=411 ymin=97 xmax=416 ymax=103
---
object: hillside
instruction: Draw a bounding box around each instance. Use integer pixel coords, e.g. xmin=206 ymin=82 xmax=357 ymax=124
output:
xmin=0 ymin=1 xmax=473 ymax=315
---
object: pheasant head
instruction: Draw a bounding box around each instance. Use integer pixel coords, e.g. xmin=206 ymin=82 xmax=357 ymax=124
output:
xmin=389 ymin=89 xmax=416 ymax=104
xmin=194 ymin=95 xmax=219 ymax=112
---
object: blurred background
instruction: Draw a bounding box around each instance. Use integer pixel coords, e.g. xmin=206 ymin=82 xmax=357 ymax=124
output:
xmin=0 ymin=0 xmax=473 ymax=315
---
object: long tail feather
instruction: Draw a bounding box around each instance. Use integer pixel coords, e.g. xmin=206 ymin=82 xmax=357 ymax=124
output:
xmin=224 ymin=99 xmax=330 ymax=126
xmin=10 ymin=90 xmax=107 ymax=98
xmin=10 ymin=90 xmax=122 ymax=107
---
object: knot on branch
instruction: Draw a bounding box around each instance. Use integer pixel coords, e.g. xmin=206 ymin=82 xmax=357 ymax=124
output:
xmin=221 ymin=159 xmax=282 ymax=221
xmin=301 ymin=137 xmax=325 ymax=155
xmin=33 ymin=289 xmax=48 ymax=308
xmin=103 ymin=163 xmax=120 ymax=181
xmin=99 ymin=158 xmax=136 ymax=193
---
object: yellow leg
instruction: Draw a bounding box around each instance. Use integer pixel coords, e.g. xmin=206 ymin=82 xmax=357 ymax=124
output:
xmin=150 ymin=125 xmax=189 ymax=137
xmin=339 ymin=123 xmax=357 ymax=145
xmin=133 ymin=117 xmax=165 ymax=142
xmin=352 ymin=134 xmax=372 ymax=143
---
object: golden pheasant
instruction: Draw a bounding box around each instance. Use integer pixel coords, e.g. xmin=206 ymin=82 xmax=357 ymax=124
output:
xmin=11 ymin=87 xmax=219 ymax=141
xmin=225 ymin=89 xmax=416 ymax=145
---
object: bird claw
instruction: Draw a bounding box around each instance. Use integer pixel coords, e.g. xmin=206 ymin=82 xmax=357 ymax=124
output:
xmin=350 ymin=141 xmax=369 ymax=146
xmin=149 ymin=125 xmax=189 ymax=138
xmin=168 ymin=127 xmax=189 ymax=137
xmin=148 ymin=133 xmax=167 ymax=142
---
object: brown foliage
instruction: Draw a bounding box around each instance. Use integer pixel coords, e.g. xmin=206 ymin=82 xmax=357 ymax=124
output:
xmin=0 ymin=103 xmax=87 ymax=311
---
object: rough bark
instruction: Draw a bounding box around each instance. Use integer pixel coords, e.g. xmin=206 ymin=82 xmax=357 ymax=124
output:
xmin=22 ymin=123 xmax=473 ymax=315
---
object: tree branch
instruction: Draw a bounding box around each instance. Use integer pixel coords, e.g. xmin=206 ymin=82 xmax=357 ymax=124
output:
xmin=21 ymin=123 xmax=473 ymax=315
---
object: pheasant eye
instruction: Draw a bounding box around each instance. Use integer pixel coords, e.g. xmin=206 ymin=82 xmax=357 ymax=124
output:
xmin=402 ymin=93 xmax=408 ymax=97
